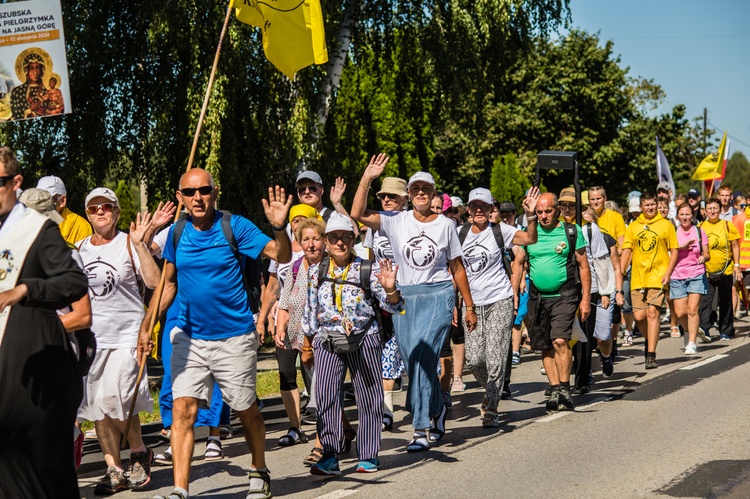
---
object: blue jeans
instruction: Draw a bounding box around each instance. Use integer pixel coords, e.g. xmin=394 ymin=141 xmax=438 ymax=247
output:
xmin=393 ymin=281 xmax=454 ymax=430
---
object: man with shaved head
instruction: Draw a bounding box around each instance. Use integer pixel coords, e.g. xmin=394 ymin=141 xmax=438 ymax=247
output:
xmin=138 ymin=168 xmax=291 ymax=499
xmin=523 ymin=192 xmax=590 ymax=412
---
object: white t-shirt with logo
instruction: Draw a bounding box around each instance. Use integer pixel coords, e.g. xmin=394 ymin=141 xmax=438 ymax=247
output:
xmin=78 ymin=232 xmax=145 ymax=349
xmin=460 ymin=223 xmax=518 ymax=305
xmin=363 ymin=227 xmax=394 ymax=261
xmin=379 ymin=210 xmax=462 ymax=285
xmin=269 ymin=250 xmax=306 ymax=291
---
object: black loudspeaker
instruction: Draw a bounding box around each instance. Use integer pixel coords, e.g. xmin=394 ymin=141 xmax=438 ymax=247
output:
xmin=537 ymin=150 xmax=578 ymax=170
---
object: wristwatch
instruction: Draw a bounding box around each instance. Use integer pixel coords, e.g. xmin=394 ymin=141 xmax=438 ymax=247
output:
xmin=615 ymin=290 xmax=624 ymax=295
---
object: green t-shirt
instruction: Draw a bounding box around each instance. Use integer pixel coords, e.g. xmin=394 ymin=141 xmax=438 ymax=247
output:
xmin=527 ymin=223 xmax=586 ymax=297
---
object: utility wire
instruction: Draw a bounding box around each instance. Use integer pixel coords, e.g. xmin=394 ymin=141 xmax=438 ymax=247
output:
xmin=708 ymin=122 xmax=750 ymax=150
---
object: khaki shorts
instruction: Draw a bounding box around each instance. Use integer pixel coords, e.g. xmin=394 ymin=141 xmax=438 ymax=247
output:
xmin=630 ymin=288 xmax=666 ymax=311
xmin=170 ymin=327 xmax=258 ymax=411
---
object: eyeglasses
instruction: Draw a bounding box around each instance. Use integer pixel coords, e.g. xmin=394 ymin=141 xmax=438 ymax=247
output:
xmin=740 ymin=204 xmax=747 ymax=209
xmin=327 ymin=233 xmax=355 ymax=244
xmin=297 ymin=185 xmax=319 ymax=195
xmin=467 ymin=202 xmax=490 ymax=211
xmin=377 ymin=193 xmax=399 ymax=201
xmin=0 ymin=174 xmax=15 ymax=187
xmin=86 ymin=203 xmax=116 ymax=214
xmin=559 ymin=203 xmax=576 ymax=210
xmin=180 ymin=185 xmax=213 ymax=197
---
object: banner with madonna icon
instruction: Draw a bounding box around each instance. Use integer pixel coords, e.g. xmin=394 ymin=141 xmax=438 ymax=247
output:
xmin=0 ymin=0 xmax=71 ymax=121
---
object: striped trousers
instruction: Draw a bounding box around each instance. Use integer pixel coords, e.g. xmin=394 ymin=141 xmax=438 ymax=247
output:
xmin=313 ymin=332 xmax=383 ymax=460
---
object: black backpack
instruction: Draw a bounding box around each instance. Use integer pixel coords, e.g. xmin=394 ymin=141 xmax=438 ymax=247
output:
xmin=316 ymin=256 xmax=395 ymax=346
xmin=458 ymin=222 xmax=513 ymax=278
xmin=172 ymin=210 xmax=263 ymax=314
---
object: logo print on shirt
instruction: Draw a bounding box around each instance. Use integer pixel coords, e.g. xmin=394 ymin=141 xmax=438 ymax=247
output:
xmin=373 ymin=236 xmax=393 ymax=261
xmin=636 ymin=229 xmax=658 ymax=253
xmin=85 ymin=257 xmax=121 ymax=301
xmin=402 ymin=234 xmax=438 ymax=271
xmin=462 ymin=244 xmax=490 ymax=276
xmin=707 ymin=232 xmax=721 ymax=251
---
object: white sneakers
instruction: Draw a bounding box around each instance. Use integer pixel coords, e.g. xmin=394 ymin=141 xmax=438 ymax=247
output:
xmin=684 ymin=342 xmax=698 ymax=355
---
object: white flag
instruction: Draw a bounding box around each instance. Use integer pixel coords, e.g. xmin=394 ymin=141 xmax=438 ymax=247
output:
xmin=656 ymin=137 xmax=676 ymax=194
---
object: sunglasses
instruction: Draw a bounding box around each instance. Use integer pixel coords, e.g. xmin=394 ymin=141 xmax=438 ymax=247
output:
xmin=0 ymin=174 xmax=15 ymax=187
xmin=377 ymin=192 xmax=399 ymax=201
xmin=327 ymin=233 xmax=355 ymax=244
xmin=180 ymin=185 xmax=213 ymax=197
xmin=467 ymin=202 xmax=490 ymax=211
xmin=86 ymin=203 xmax=116 ymax=214
xmin=559 ymin=203 xmax=576 ymax=210
xmin=297 ymin=185 xmax=319 ymax=195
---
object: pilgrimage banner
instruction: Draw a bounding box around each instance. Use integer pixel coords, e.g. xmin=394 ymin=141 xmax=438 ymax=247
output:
xmin=0 ymin=0 xmax=71 ymax=121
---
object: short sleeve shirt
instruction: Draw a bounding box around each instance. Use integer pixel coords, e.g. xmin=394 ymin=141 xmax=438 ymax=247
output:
xmin=527 ymin=223 xmax=586 ymax=297
xmin=700 ymin=218 xmax=740 ymax=275
xmin=623 ymin=214 xmax=678 ymax=289
xmin=460 ymin=223 xmax=518 ymax=305
xmin=596 ymin=208 xmax=626 ymax=247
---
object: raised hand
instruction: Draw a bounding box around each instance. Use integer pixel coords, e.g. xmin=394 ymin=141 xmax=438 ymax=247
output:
xmin=522 ymin=186 xmax=541 ymax=216
xmin=363 ymin=153 xmax=389 ymax=182
xmin=374 ymin=258 xmax=399 ymax=291
xmin=678 ymin=238 xmax=696 ymax=251
xmin=151 ymin=201 xmax=177 ymax=228
xmin=262 ymin=186 xmax=293 ymax=227
xmin=130 ymin=211 xmax=153 ymax=245
xmin=330 ymin=177 xmax=347 ymax=208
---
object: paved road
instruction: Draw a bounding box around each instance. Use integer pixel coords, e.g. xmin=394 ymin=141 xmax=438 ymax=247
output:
xmin=78 ymin=318 xmax=750 ymax=498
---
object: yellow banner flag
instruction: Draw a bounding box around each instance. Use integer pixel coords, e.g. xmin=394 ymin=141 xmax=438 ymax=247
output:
xmin=692 ymin=131 xmax=727 ymax=181
xmin=231 ymin=0 xmax=328 ymax=79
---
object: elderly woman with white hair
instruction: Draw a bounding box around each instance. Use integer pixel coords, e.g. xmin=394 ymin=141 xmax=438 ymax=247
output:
xmin=77 ymin=187 xmax=160 ymax=494
xmin=302 ymin=212 xmax=404 ymax=476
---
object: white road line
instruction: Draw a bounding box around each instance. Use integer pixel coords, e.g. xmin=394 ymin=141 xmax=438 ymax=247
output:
xmin=679 ymin=354 xmax=729 ymax=371
xmin=537 ymin=397 xmax=610 ymax=422
xmin=315 ymin=489 xmax=358 ymax=499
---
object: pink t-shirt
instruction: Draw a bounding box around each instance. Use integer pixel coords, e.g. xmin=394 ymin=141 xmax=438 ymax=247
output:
xmin=671 ymin=225 xmax=707 ymax=280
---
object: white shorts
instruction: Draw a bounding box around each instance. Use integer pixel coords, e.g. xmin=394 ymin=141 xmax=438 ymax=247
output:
xmin=78 ymin=347 xmax=152 ymax=422
xmin=170 ymin=327 xmax=259 ymax=411
xmin=594 ymin=298 xmax=614 ymax=341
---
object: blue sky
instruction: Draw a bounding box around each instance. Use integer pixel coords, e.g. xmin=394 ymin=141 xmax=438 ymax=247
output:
xmin=565 ymin=0 xmax=750 ymax=160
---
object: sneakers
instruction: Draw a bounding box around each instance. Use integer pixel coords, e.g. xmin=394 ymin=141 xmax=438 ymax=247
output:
xmin=94 ymin=466 xmax=129 ymax=495
xmin=697 ymin=327 xmax=712 ymax=343
xmin=540 ymin=366 xmax=547 ymax=375
xmin=310 ymin=453 xmax=341 ymax=477
xmin=720 ymin=334 xmax=732 ymax=341
xmin=685 ymin=342 xmax=698 ymax=355
xmin=574 ymin=385 xmax=590 ymax=395
xmin=247 ymin=468 xmax=272 ymax=498
xmin=545 ymin=388 xmax=560 ymax=412
xmin=356 ymin=458 xmax=380 ymax=473
xmin=511 ymin=352 xmax=521 ymax=365
xmin=557 ymin=388 xmax=574 ymax=411
xmin=623 ymin=335 xmax=634 ymax=347
xmin=601 ymin=355 xmax=614 ymax=377
xmin=451 ymin=377 xmax=466 ymax=392
xmin=128 ymin=448 xmax=153 ymax=491
xmin=670 ymin=326 xmax=681 ymax=338
xmin=645 ymin=357 xmax=659 ymax=369
xmin=544 ymin=385 xmax=553 ymax=397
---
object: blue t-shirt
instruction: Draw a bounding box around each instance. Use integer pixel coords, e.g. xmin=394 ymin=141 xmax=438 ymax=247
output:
xmin=162 ymin=212 xmax=272 ymax=340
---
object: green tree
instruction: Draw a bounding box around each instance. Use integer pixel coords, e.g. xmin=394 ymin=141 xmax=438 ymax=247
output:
xmin=115 ymin=180 xmax=136 ymax=231
xmin=724 ymin=151 xmax=750 ymax=195
xmin=490 ymin=153 xmax=530 ymax=205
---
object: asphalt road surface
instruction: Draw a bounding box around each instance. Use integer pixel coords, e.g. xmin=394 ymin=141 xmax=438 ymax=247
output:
xmin=78 ymin=317 xmax=750 ymax=498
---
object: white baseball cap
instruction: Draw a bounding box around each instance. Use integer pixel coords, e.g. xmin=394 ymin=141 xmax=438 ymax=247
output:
xmin=296 ymin=170 xmax=324 ymax=185
xmin=467 ymin=188 xmax=493 ymax=205
xmin=85 ymin=187 xmax=120 ymax=208
xmin=406 ymin=171 xmax=436 ymax=189
xmin=450 ymin=196 xmax=464 ymax=207
xmin=325 ymin=212 xmax=354 ymax=234
xmin=36 ymin=175 xmax=67 ymax=197
xmin=628 ymin=197 xmax=641 ymax=213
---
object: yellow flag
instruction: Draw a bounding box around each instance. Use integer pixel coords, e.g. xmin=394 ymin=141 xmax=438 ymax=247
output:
xmin=232 ymin=0 xmax=328 ymax=79
xmin=692 ymin=132 xmax=727 ymax=181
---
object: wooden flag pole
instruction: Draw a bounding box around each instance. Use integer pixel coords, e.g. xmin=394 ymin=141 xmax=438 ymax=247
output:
xmin=121 ymin=2 xmax=235 ymax=450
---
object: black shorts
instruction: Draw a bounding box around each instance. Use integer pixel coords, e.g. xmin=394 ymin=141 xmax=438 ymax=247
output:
xmin=612 ymin=304 xmax=622 ymax=324
xmin=529 ymin=294 xmax=579 ymax=351
xmin=440 ymin=308 xmax=465 ymax=357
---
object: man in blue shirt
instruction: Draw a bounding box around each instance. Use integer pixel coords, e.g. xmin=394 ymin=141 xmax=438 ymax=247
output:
xmin=138 ymin=168 xmax=291 ymax=499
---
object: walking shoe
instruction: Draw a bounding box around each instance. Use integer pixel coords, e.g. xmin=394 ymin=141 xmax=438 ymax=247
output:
xmin=355 ymin=458 xmax=380 ymax=473
xmin=128 ymin=448 xmax=154 ymax=491
xmin=310 ymin=453 xmax=341 ymax=477
xmin=574 ymin=385 xmax=590 ymax=395
xmin=247 ymin=468 xmax=272 ymax=498
xmin=545 ymin=388 xmax=560 ymax=412
xmin=645 ymin=357 xmax=659 ymax=369
xmin=697 ymin=327 xmax=712 ymax=343
xmin=501 ymin=384 xmax=511 ymax=400
xmin=720 ymin=334 xmax=732 ymax=341
xmin=601 ymin=355 xmax=614 ymax=377
xmin=451 ymin=377 xmax=466 ymax=392
xmin=623 ymin=334 xmax=634 ymax=347
xmin=670 ymin=326 xmax=681 ymax=338
xmin=219 ymin=423 xmax=233 ymax=439
xmin=540 ymin=366 xmax=546 ymax=375
xmin=558 ymin=388 xmax=574 ymax=411
xmin=429 ymin=403 xmax=448 ymax=442
xmin=684 ymin=342 xmax=698 ymax=355
xmin=544 ymin=385 xmax=553 ymax=397
xmin=511 ymin=352 xmax=521 ymax=365
xmin=441 ymin=389 xmax=452 ymax=409
xmin=94 ymin=466 xmax=129 ymax=495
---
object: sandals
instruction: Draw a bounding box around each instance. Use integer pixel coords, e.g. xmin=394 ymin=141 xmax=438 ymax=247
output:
xmin=406 ymin=433 xmax=430 ymax=453
xmin=428 ymin=403 xmax=447 ymax=442
xmin=670 ymin=326 xmax=681 ymax=338
xmin=159 ymin=428 xmax=171 ymax=442
xmin=154 ymin=448 xmax=173 ymax=466
xmin=342 ymin=427 xmax=356 ymax=453
xmin=482 ymin=410 xmax=500 ymax=428
xmin=303 ymin=447 xmax=324 ymax=466
xmin=152 ymin=491 xmax=187 ymax=499
xmin=247 ymin=469 xmax=272 ymax=499
xmin=204 ymin=439 xmax=223 ymax=461
xmin=278 ymin=427 xmax=307 ymax=447
xmin=382 ymin=412 xmax=394 ymax=431
xmin=219 ymin=424 xmax=233 ymax=440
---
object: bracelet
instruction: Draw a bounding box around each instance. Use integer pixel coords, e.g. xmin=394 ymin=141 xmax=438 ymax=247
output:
xmin=526 ymin=215 xmax=538 ymax=221
xmin=734 ymin=263 xmax=740 ymax=267
xmin=386 ymin=289 xmax=399 ymax=296
xmin=359 ymin=182 xmax=371 ymax=190
xmin=615 ymin=289 xmax=624 ymax=294
xmin=271 ymin=222 xmax=287 ymax=231
xmin=465 ymin=306 xmax=476 ymax=312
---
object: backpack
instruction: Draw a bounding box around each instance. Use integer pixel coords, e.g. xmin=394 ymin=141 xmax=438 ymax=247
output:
xmin=563 ymin=221 xmax=581 ymax=289
xmin=172 ymin=210 xmax=263 ymax=314
xmin=315 ymin=256 xmax=394 ymax=352
xmin=458 ymin=223 xmax=513 ymax=277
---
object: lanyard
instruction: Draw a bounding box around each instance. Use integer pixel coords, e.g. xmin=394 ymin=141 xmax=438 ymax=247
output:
xmin=328 ymin=260 xmax=351 ymax=313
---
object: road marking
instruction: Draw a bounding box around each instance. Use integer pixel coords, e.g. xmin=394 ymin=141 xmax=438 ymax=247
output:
xmin=315 ymin=489 xmax=357 ymax=499
xmin=679 ymin=354 xmax=729 ymax=371
xmin=537 ymin=397 xmax=610 ymax=422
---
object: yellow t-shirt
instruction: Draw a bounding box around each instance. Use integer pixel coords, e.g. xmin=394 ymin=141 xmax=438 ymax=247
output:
xmin=59 ymin=206 xmax=92 ymax=245
xmin=623 ymin=213 xmax=677 ymax=289
xmin=700 ymin=218 xmax=740 ymax=275
xmin=596 ymin=208 xmax=626 ymax=247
